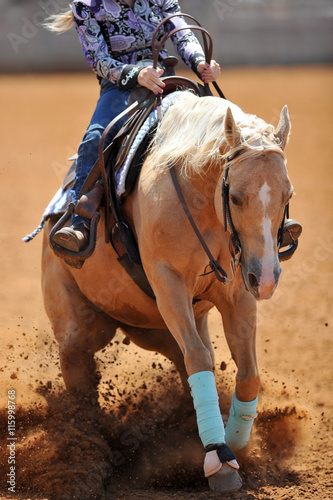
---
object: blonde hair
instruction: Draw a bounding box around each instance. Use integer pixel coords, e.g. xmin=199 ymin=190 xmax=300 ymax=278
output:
xmin=44 ymin=7 xmax=74 ymax=33
xmin=148 ymin=92 xmax=285 ymax=177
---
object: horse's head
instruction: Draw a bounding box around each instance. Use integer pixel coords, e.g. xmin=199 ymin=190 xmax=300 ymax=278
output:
xmin=146 ymin=92 xmax=293 ymax=299
xmin=219 ymin=106 xmax=293 ymax=300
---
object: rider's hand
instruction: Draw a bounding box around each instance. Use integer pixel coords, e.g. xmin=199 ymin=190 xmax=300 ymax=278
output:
xmin=137 ymin=66 xmax=165 ymax=94
xmin=197 ymin=60 xmax=221 ymax=83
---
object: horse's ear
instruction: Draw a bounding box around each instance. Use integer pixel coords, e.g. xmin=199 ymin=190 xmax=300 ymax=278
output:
xmin=224 ymin=107 xmax=241 ymax=149
xmin=275 ymin=105 xmax=291 ymax=150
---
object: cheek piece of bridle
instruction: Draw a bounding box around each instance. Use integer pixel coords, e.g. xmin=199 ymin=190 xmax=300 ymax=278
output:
xmin=221 ymin=154 xmax=242 ymax=268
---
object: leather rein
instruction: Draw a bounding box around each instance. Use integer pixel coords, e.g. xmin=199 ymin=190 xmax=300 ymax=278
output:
xmin=169 ymin=151 xmax=242 ymax=285
xmin=157 ymin=14 xmax=236 ymax=284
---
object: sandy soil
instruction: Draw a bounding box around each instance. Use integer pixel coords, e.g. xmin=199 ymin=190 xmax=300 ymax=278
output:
xmin=0 ymin=66 xmax=332 ymax=500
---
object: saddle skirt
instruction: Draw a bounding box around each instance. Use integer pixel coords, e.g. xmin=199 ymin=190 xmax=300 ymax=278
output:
xmin=23 ymin=91 xmax=182 ymax=242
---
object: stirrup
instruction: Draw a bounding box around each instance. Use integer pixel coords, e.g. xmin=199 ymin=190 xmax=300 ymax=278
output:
xmin=278 ymin=219 xmax=302 ymax=262
xmin=281 ymin=219 xmax=302 ymax=248
xmin=49 ymin=204 xmax=100 ymax=269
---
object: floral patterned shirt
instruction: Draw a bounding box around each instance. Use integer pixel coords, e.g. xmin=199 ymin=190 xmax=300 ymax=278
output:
xmin=72 ymin=0 xmax=206 ymax=87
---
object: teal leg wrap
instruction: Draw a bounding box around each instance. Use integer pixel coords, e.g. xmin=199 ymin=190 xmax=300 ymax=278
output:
xmin=225 ymin=393 xmax=258 ymax=450
xmin=188 ymin=371 xmax=225 ymax=448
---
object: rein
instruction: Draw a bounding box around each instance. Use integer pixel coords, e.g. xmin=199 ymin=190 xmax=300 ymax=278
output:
xmin=170 ymin=166 xmax=236 ymax=284
xmin=152 ymin=13 xmax=226 ymax=99
xmin=168 ymin=151 xmax=245 ymax=285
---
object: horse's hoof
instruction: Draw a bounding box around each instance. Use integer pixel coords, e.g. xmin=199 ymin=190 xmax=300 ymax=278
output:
xmin=208 ymin=463 xmax=242 ymax=493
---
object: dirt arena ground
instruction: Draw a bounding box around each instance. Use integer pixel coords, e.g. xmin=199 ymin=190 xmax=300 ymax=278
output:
xmin=0 ymin=66 xmax=332 ymax=499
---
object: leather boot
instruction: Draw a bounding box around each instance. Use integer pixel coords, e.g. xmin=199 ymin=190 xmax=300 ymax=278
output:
xmin=53 ymin=222 xmax=90 ymax=252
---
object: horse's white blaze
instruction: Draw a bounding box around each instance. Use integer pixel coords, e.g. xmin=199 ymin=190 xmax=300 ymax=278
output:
xmin=259 ymin=182 xmax=271 ymax=211
xmin=258 ymin=182 xmax=277 ymax=297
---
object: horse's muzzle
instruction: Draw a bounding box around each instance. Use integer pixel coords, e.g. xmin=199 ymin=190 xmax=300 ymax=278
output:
xmin=242 ymin=257 xmax=281 ymax=300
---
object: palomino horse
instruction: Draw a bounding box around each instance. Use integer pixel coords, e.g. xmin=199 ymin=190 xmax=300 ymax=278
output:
xmin=42 ymin=91 xmax=293 ymax=493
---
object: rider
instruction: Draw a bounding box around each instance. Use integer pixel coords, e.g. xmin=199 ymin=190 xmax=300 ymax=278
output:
xmin=46 ymin=0 xmax=221 ymax=252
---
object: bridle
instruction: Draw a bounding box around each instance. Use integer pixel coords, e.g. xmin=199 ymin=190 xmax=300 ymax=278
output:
xmin=222 ymin=151 xmax=298 ymax=263
xmin=170 ymin=150 xmax=298 ymax=285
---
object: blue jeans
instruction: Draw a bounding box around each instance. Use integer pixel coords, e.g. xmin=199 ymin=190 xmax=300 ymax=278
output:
xmin=71 ymin=80 xmax=131 ymax=225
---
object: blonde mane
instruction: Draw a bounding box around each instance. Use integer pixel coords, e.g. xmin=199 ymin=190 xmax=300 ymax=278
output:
xmin=148 ymin=92 xmax=286 ymax=177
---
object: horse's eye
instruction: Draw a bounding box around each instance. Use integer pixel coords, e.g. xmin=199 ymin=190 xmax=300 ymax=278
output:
xmin=231 ymin=195 xmax=242 ymax=206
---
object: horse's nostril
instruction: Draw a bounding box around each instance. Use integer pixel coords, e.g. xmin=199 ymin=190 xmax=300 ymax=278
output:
xmin=248 ymin=272 xmax=259 ymax=290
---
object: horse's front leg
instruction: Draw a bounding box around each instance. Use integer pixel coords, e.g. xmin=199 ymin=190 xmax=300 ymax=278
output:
xmin=216 ymin=287 xmax=260 ymax=452
xmin=150 ymin=267 xmax=242 ymax=493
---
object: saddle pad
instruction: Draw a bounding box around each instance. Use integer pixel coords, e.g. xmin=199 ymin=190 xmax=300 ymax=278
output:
xmin=44 ymin=186 xmax=73 ymax=218
xmin=115 ymin=91 xmax=182 ymax=197
xmin=22 ymin=187 xmax=73 ymax=242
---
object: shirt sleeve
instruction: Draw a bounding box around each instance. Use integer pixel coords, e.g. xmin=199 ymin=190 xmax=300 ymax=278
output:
xmin=72 ymin=2 xmax=124 ymax=82
xmin=159 ymin=0 xmax=206 ymax=74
